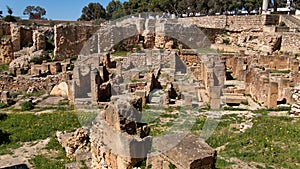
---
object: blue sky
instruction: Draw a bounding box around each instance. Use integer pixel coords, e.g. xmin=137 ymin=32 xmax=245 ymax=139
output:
xmin=0 ymin=0 xmax=126 ymax=20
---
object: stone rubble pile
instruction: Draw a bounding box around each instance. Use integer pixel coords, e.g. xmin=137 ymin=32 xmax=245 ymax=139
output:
xmin=56 ymin=128 xmax=90 ymax=158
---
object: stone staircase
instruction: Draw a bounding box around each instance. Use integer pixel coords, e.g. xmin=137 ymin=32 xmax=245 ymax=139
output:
xmin=281 ymin=15 xmax=300 ymax=32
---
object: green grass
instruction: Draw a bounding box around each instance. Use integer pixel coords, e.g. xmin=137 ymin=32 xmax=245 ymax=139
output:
xmin=111 ymin=50 xmax=129 ymax=57
xmin=0 ymin=64 xmax=9 ymax=73
xmin=223 ymin=107 xmax=248 ymax=111
xmin=160 ymin=113 xmax=179 ymax=119
xmin=205 ymin=115 xmax=300 ymax=168
xmin=29 ymin=154 xmax=69 ymax=169
xmin=270 ymin=70 xmax=291 ymax=74
xmin=0 ymin=111 xmax=81 ymax=154
xmin=215 ymin=158 xmax=234 ymax=168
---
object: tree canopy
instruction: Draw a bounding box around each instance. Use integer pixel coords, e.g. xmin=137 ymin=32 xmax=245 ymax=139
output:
xmin=23 ymin=6 xmax=46 ymax=19
xmin=78 ymin=2 xmax=106 ymax=21
xmin=7 ymin=6 xmax=13 ymax=16
xmin=78 ymin=0 xmax=299 ymax=21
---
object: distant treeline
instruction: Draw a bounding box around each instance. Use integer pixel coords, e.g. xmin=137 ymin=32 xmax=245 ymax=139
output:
xmin=78 ymin=0 xmax=300 ymax=21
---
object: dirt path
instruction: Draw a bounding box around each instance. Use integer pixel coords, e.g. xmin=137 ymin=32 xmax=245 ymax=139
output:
xmin=0 ymin=138 xmax=50 ymax=168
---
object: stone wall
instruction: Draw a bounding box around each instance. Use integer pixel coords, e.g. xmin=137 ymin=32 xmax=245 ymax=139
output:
xmin=0 ymin=36 xmax=13 ymax=64
xmin=281 ymin=32 xmax=300 ymax=54
xmin=54 ymin=24 xmax=100 ymax=61
xmin=0 ymin=72 xmax=71 ymax=92
xmin=226 ymin=54 xmax=298 ymax=107
xmin=0 ymin=22 xmax=11 ymax=36
xmin=189 ymin=15 xmax=276 ymax=31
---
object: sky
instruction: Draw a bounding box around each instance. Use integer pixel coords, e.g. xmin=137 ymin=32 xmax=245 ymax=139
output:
xmin=0 ymin=0 xmax=126 ymax=21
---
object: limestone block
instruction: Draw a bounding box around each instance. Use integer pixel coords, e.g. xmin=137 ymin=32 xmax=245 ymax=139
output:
xmin=50 ymin=82 xmax=69 ymax=98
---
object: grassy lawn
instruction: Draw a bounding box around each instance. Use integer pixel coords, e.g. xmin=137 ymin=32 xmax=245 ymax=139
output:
xmin=0 ymin=110 xmax=81 ymax=168
xmin=192 ymin=111 xmax=300 ymax=169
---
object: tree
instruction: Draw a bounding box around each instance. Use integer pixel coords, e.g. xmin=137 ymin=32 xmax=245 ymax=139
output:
xmin=79 ymin=2 xmax=106 ymax=21
xmin=0 ymin=11 xmax=3 ymax=18
xmin=7 ymin=6 xmax=13 ymax=16
xmin=23 ymin=6 xmax=46 ymax=19
xmin=106 ymin=0 xmax=123 ymax=19
xmin=4 ymin=6 xmax=16 ymax=22
xmin=244 ymin=0 xmax=262 ymax=14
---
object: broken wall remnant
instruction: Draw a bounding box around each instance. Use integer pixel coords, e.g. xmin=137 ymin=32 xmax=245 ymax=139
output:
xmin=54 ymin=24 xmax=100 ymax=61
xmin=91 ymin=96 xmax=152 ymax=169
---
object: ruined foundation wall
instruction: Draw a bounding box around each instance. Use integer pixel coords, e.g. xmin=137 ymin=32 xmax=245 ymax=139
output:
xmin=189 ymin=15 xmax=274 ymax=31
xmin=0 ymin=72 xmax=71 ymax=92
xmin=281 ymin=32 xmax=300 ymax=54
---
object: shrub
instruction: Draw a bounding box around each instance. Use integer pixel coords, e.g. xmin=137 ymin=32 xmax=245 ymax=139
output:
xmin=3 ymin=15 xmax=17 ymax=22
xmin=0 ymin=103 xmax=8 ymax=109
xmin=30 ymin=57 xmax=42 ymax=64
xmin=20 ymin=101 xmax=35 ymax=111
xmin=27 ymin=41 xmax=33 ymax=47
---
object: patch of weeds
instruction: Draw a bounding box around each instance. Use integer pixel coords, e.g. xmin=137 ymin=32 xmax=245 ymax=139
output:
xmin=165 ymin=107 xmax=174 ymax=112
xmin=169 ymin=162 xmax=177 ymax=169
xmin=0 ymin=64 xmax=9 ymax=73
xmin=20 ymin=101 xmax=35 ymax=111
xmin=197 ymin=48 xmax=216 ymax=54
xmin=111 ymin=50 xmax=129 ymax=57
xmin=30 ymin=57 xmax=43 ymax=64
xmin=270 ymin=70 xmax=291 ymax=74
xmin=241 ymin=101 xmax=249 ymax=106
xmin=160 ymin=113 xmax=178 ymax=119
xmin=142 ymin=104 xmax=150 ymax=110
xmin=212 ymin=116 xmax=300 ymax=168
xmin=0 ymin=103 xmax=8 ymax=109
xmin=216 ymin=158 xmax=234 ymax=168
xmin=150 ymin=127 xmax=164 ymax=137
xmin=191 ymin=117 xmax=206 ymax=135
xmin=45 ymin=137 xmax=61 ymax=151
xmin=23 ymin=90 xmax=45 ymax=98
xmin=77 ymin=111 xmax=98 ymax=128
xmin=222 ymin=39 xmax=230 ymax=45
xmin=29 ymin=154 xmax=71 ymax=169
xmin=0 ymin=112 xmax=80 ymax=143
xmin=223 ymin=107 xmax=247 ymax=111
xmin=58 ymin=100 xmax=69 ymax=106
xmin=10 ymin=92 xmax=21 ymax=99
xmin=0 ymin=143 xmax=20 ymax=155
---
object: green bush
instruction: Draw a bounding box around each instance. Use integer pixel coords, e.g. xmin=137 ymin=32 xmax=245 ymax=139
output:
xmin=0 ymin=103 xmax=8 ymax=109
xmin=20 ymin=101 xmax=35 ymax=111
xmin=30 ymin=57 xmax=42 ymax=64
xmin=3 ymin=15 xmax=17 ymax=22
xmin=27 ymin=41 xmax=33 ymax=47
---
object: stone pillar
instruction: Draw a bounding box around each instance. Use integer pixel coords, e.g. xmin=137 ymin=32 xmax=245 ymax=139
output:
xmin=267 ymin=82 xmax=278 ymax=109
xmin=10 ymin=23 xmax=21 ymax=52
xmin=210 ymin=86 xmax=221 ymax=110
xmin=91 ymin=69 xmax=99 ymax=105
xmin=1 ymin=91 xmax=10 ymax=104
xmin=33 ymin=30 xmax=46 ymax=51
xmin=262 ymin=0 xmax=269 ymax=14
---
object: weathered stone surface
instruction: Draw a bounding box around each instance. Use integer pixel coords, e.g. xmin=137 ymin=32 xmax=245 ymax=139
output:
xmin=50 ymin=82 xmax=69 ymax=98
xmin=147 ymin=134 xmax=216 ymax=169
xmin=54 ymin=24 xmax=100 ymax=61
xmin=9 ymin=50 xmax=46 ymax=71
xmin=56 ymin=128 xmax=90 ymax=158
xmin=0 ymin=36 xmax=13 ymax=64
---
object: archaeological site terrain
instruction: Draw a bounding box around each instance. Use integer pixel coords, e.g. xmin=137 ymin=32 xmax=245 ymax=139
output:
xmin=0 ymin=13 xmax=299 ymax=169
